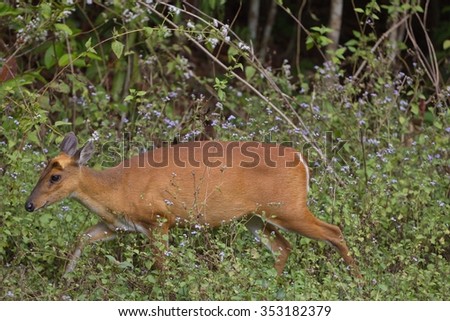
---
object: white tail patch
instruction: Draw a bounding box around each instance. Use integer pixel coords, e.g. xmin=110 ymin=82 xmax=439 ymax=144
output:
xmin=297 ymin=153 xmax=310 ymax=193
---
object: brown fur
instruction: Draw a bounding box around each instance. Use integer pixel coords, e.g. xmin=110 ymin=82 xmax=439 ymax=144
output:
xmin=26 ymin=136 xmax=360 ymax=277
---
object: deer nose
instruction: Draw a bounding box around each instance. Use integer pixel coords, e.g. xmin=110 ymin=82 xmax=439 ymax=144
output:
xmin=25 ymin=201 xmax=35 ymax=212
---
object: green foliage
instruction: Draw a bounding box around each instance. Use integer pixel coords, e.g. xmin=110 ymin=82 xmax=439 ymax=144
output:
xmin=306 ymin=26 xmax=334 ymax=50
xmin=0 ymin=0 xmax=448 ymax=300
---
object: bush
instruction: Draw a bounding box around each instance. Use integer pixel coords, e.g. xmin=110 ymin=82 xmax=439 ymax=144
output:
xmin=0 ymin=1 xmax=448 ymax=300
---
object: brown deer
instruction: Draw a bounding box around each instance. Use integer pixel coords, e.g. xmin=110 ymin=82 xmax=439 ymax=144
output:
xmin=25 ymin=132 xmax=360 ymax=277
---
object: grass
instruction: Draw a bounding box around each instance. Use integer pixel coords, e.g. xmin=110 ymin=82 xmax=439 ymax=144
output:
xmin=0 ymin=0 xmax=449 ymax=300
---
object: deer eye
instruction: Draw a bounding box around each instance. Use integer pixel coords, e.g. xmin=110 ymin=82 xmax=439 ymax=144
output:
xmin=50 ymin=174 xmax=61 ymax=183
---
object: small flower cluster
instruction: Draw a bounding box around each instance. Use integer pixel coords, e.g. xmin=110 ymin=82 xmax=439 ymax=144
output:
xmin=168 ymin=5 xmax=181 ymax=15
xmin=92 ymin=131 xmax=100 ymax=141
xmin=71 ymin=95 xmax=87 ymax=107
xmin=221 ymin=115 xmax=237 ymax=130
xmin=369 ymin=143 xmax=395 ymax=164
xmin=8 ymin=116 xmax=20 ymax=126
xmin=178 ymin=56 xmax=194 ymax=80
xmin=163 ymin=117 xmax=179 ymax=129
xmin=162 ymin=91 xmax=178 ymax=102
xmin=220 ymin=24 xmax=230 ymax=40
xmin=314 ymin=61 xmax=342 ymax=80
xmin=121 ymin=2 xmax=150 ymax=23
xmin=237 ymin=41 xmax=251 ymax=52
xmin=16 ymin=17 xmax=48 ymax=45
xmin=207 ymin=37 xmax=219 ymax=49
xmin=281 ymin=59 xmax=292 ymax=80
xmin=189 ymin=18 xmax=231 ymax=49
xmin=183 ymin=129 xmax=201 ymax=141
xmin=366 ymin=138 xmax=380 ymax=146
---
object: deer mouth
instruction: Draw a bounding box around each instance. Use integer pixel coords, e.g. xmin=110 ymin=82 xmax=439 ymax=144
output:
xmin=39 ymin=201 xmax=50 ymax=210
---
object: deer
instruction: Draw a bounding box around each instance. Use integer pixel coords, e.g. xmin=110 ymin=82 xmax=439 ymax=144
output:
xmin=25 ymin=132 xmax=361 ymax=278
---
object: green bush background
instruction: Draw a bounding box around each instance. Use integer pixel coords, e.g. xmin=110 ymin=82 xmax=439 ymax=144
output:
xmin=0 ymin=1 xmax=448 ymax=300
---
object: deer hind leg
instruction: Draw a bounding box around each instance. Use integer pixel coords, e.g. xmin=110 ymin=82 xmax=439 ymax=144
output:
xmin=273 ymin=209 xmax=361 ymax=277
xmin=245 ymin=215 xmax=292 ymax=275
xmin=65 ymin=221 xmax=116 ymax=275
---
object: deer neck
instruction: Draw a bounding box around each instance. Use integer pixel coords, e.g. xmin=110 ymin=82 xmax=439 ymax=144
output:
xmin=72 ymin=166 xmax=123 ymax=217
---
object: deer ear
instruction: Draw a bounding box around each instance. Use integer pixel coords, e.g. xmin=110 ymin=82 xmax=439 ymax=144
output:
xmin=74 ymin=140 xmax=95 ymax=166
xmin=59 ymin=132 xmax=78 ymax=156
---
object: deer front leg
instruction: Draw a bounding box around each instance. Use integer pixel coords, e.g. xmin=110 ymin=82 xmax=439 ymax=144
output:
xmin=65 ymin=221 xmax=116 ymax=275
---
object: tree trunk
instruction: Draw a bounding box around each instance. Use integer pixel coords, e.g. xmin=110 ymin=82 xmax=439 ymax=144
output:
xmin=327 ymin=0 xmax=344 ymax=59
xmin=259 ymin=0 xmax=278 ymax=61
xmin=248 ymin=0 xmax=260 ymax=42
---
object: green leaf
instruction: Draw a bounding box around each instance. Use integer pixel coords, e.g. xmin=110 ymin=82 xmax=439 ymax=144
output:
xmin=311 ymin=25 xmax=332 ymax=34
xmin=85 ymin=37 xmax=92 ymax=49
xmin=57 ymin=53 xmax=84 ymax=67
xmin=105 ymin=255 xmax=119 ymax=264
xmin=433 ymin=120 xmax=442 ymax=129
xmin=112 ymin=40 xmax=124 ymax=59
xmin=117 ymin=260 xmax=133 ymax=269
xmin=305 ymin=36 xmax=314 ymax=50
xmin=245 ymin=66 xmax=256 ymax=80
xmin=0 ymin=3 xmax=19 ymax=17
xmin=217 ymin=89 xmax=225 ymax=101
xmin=49 ymin=81 xmax=70 ymax=94
xmin=234 ymin=63 xmax=243 ymax=71
xmin=58 ymin=53 xmax=86 ymax=67
xmin=143 ymin=27 xmax=153 ymax=36
xmin=58 ymin=53 xmax=72 ymax=67
xmin=413 ymin=5 xmax=424 ymax=13
xmin=55 ymin=23 xmax=73 ymax=36
xmin=86 ymin=52 xmax=102 ymax=61
xmin=55 ymin=120 xmax=72 ymax=127
xmin=44 ymin=46 xmax=58 ymax=69
xmin=39 ymin=213 xmax=53 ymax=225
xmin=424 ymin=111 xmax=434 ymax=124
xmin=40 ymin=3 xmax=51 ymax=19
xmin=319 ymin=35 xmax=333 ymax=46
xmin=27 ymin=131 xmax=40 ymax=145
xmin=352 ymin=30 xmax=361 ymax=38
xmin=443 ymin=40 xmax=450 ymax=50
xmin=146 ymin=274 xmax=157 ymax=284
xmin=227 ymin=46 xmax=239 ymax=60
xmin=335 ymin=47 xmax=346 ymax=57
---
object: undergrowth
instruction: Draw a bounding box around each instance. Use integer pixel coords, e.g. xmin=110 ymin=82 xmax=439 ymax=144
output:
xmin=0 ymin=1 xmax=448 ymax=300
